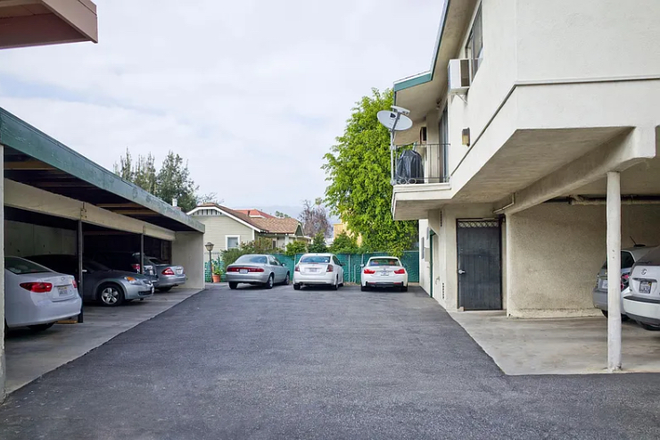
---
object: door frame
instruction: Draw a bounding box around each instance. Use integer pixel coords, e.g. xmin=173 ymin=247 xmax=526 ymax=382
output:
xmin=456 ymin=218 xmax=503 ymax=310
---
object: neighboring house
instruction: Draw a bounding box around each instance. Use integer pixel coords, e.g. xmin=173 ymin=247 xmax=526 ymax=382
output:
xmin=390 ymin=0 xmax=660 ymax=320
xmin=333 ymin=222 xmax=362 ymax=245
xmin=234 ymin=209 xmax=276 ymax=219
xmin=188 ymin=204 xmax=309 ymax=253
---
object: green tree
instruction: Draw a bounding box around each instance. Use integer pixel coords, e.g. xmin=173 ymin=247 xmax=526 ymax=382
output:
xmin=285 ymin=241 xmax=307 ymax=256
xmin=155 ymin=151 xmax=199 ymax=212
xmin=308 ymin=233 xmax=328 ymax=253
xmin=275 ymin=211 xmax=291 ymax=219
xmin=222 ymin=238 xmax=280 ymax=268
xmin=329 ymin=231 xmax=359 ymax=254
xmin=323 ymin=88 xmax=418 ymax=256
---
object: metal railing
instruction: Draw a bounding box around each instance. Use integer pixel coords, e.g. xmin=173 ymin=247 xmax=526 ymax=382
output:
xmin=392 ymin=143 xmax=450 ymax=185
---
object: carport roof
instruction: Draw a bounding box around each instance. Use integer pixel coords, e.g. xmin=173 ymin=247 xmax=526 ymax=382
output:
xmin=0 ymin=107 xmax=204 ymax=233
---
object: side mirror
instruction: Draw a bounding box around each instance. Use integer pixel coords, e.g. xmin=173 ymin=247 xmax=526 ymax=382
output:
xmin=360 ymin=264 xmax=365 ymax=268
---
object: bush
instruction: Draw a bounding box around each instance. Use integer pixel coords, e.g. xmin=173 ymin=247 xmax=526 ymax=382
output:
xmin=329 ymin=232 xmax=359 ymax=254
xmin=285 ymin=241 xmax=307 ymax=256
xmin=308 ymin=233 xmax=328 ymax=253
xmin=222 ymin=238 xmax=282 ymax=267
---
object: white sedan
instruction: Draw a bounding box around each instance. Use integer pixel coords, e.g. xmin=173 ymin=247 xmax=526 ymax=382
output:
xmin=293 ymin=253 xmax=344 ymax=290
xmin=361 ymin=256 xmax=408 ymax=292
xmin=5 ymin=256 xmax=82 ymax=331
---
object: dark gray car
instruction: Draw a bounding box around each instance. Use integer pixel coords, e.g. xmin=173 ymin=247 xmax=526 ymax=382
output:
xmin=28 ymin=254 xmax=154 ymax=307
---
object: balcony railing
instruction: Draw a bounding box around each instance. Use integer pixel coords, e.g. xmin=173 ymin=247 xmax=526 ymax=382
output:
xmin=392 ymin=143 xmax=449 ymax=185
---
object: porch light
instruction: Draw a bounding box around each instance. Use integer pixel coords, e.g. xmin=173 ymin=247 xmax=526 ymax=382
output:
xmin=462 ymin=128 xmax=471 ymax=147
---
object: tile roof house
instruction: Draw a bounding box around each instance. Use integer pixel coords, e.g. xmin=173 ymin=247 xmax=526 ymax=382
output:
xmin=187 ymin=204 xmax=309 ymax=252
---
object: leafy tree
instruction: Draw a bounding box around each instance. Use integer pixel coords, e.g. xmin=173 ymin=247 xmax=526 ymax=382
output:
xmin=308 ymin=233 xmax=328 ymax=253
xmin=323 ymin=88 xmax=418 ymax=256
xmin=299 ymin=199 xmax=332 ymax=238
xmin=285 ymin=241 xmax=307 ymax=256
xmin=155 ymin=152 xmax=199 ymax=212
xmin=133 ymin=153 xmax=157 ymax=194
xmin=329 ymin=232 xmax=359 ymax=254
xmin=275 ymin=211 xmax=291 ymax=219
xmin=114 ymin=149 xmax=133 ymax=181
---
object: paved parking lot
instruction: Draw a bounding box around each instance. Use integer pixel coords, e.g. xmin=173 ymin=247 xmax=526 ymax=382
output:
xmin=2 ymin=284 xmax=660 ymax=439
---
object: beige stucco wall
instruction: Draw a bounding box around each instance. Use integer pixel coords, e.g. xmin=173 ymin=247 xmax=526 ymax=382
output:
xmin=193 ymin=214 xmax=254 ymax=253
xmin=418 ymin=219 xmax=431 ymax=294
xmin=507 ymin=203 xmax=660 ymax=318
xmin=172 ymin=232 xmax=205 ymax=290
xmin=5 ymin=221 xmax=76 ymax=257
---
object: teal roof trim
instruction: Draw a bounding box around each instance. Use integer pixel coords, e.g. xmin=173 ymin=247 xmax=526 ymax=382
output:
xmin=0 ymin=107 xmax=204 ymax=233
xmin=393 ymin=0 xmax=451 ymax=100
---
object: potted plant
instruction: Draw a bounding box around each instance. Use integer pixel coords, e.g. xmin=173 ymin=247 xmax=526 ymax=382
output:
xmin=211 ymin=264 xmax=222 ymax=283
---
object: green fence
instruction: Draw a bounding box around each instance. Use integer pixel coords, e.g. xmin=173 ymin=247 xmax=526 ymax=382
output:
xmin=204 ymin=251 xmax=419 ymax=284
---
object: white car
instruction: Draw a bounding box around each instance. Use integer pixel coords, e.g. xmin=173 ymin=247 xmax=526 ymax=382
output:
xmin=361 ymin=256 xmax=408 ymax=292
xmin=623 ymin=246 xmax=660 ymax=330
xmin=293 ymin=253 xmax=344 ymax=290
xmin=5 ymin=256 xmax=82 ymax=331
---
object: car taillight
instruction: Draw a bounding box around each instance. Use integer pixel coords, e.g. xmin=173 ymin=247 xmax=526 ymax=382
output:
xmin=394 ymin=269 xmax=406 ymax=274
xmin=295 ymin=266 xmax=300 ymax=272
xmin=162 ymin=268 xmax=175 ymax=276
xmin=20 ymin=282 xmax=53 ymax=293
xmin=227 ymin=267 xmax=238 ymax=272
xmin=132 ymin=264 xmax=141 ymax=272
xmin=363 ymin=269 xmax=375 ymax=274
xmin=327 ymin=265 xmax=333 ymax=272
xmin=250 ymin=268 xmax=264 ymax=273
xmin=72 ymin=279 xmax=78 ymax=289
xmin=622 ymin=273 xmax=630 ymax=289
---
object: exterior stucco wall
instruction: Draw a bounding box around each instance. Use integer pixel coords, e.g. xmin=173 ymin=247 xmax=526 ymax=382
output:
xmin=507 ymin=203 xmax=660 ymax=318
xmin=193 ymin=214 xmax=254 ymax=253
xmin=5 ymin=221 xmax=76 ymax=257
xmin=516 ymin=0 xmax=660 ymax=81
xmin=172 ymin=232 xmax=205 ymax=290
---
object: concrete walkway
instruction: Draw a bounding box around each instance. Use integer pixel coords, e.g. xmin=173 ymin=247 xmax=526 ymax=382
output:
xmin=4 ymin=287 xmax=202 ymax=393
xmin=449 ymin=310 xmax=660 ymax=375
xmin=2 ymin=285 xmax=660 ymax=439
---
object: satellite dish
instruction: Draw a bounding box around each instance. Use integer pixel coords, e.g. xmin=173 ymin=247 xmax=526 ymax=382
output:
xmin=377 ymin=110 xmax=413 ymax=131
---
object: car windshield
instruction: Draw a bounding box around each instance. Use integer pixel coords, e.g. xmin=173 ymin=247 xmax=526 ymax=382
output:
xmin=234 ymin=255 xmax=267 ymax=265
xmin=84 ymin=260 xmax=112 ymax=272
xmin=369 ymin=258 xmax=400 ymax=267
xmin=300 ymin=256 xmax=331 ymax=264
xmin=5 ymin=257 xmax=52 ymax=275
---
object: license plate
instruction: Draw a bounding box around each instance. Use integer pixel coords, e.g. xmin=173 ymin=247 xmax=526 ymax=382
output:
xmin=176 ymin=268 xmax=183 ymax=275
xmin=240 ymin=269 xmax=248 ymax=274
xmin=640 ymin=281 xmax=652 ymax=294
xmin=58 ymin=286 xmax=68 ymax=295
xmin=379 ymin=271 xmax=389 ymax=276
xmin=309 ymin=268 xmax=319 ymax=273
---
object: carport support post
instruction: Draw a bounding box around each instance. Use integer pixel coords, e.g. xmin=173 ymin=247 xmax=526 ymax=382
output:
xmin=77 ymin=220 xmax=84 ymax=323
xmin=140 ymin=233 xmax=144 ymax=274
xmin=607 ymin=171 xmax=622 ymax=372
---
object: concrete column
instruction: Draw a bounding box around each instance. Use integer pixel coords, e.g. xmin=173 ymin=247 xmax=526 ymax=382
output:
xmin=172 ymin=231 xmax=205 ymax=289
xmin=607 ymin=171 xmax=622 ymax=372
xmin=0 ymin=144 xmax=5 ymax=400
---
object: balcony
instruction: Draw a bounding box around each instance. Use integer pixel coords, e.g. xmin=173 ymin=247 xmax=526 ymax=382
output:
xmin=391 ymin=143 xmax=452 ymax=221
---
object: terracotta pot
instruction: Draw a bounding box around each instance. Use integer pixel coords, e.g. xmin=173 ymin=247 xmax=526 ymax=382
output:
xmin=212 ymin=274 xmax=221 ymax=283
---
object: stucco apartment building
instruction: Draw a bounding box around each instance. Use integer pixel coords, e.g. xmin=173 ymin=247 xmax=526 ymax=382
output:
xmin=392 ymin=0 xmax=660 ymax=327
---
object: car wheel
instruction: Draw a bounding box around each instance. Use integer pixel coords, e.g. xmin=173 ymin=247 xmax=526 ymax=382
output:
xmin=401 ymin=285 xmax=408 ymax=292
xmin=98 ymin=283 xmax=124 ymax=307
xmin=293 ymin=283 xmax=301 ymax=290
xmin=28 ymin=323 xmax=55 ymax=332
xmin=229 ymin=282 xmax=238 ymax=290
xmin=331 ymin=276 xmax=338 ymax=291
xmin=157 ymin=286 xmax=173 ymax=293
xmin=602 ymin=310 xmax=631 ymax=321
xmin=361 ymin=285 xmax=368 ymax=292
xmin=265 ymin=274 xmax=274 ymax=290
xmin=283 ymin=273 xmax=290 ymax=285
xmin=637 ymin=321 xmax=660 ymax=331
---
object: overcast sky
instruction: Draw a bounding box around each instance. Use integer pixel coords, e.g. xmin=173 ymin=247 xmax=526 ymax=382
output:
xmin=0 ymin=0 xmax=442 ymax=211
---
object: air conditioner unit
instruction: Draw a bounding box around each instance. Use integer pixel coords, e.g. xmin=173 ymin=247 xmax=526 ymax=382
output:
xmin=448 ymin=59 xmax=471 ymax=95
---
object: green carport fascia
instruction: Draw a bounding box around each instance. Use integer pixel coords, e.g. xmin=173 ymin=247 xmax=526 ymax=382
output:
xmin=0 ymin=107 xmax=204 ymax=233
xmin=393 ymin=0 xmax=451 ymax=104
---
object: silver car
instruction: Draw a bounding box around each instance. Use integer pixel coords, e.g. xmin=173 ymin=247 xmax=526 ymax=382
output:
xmin=226 ymin=254 xmax=290 ymax=290
xmin=144 ymin=255 xmax=186 ymax=292
xmin=28 ymin=254 xmax=154 ymax=307
xmin=592 ymin=246 xmax=654 ymax=319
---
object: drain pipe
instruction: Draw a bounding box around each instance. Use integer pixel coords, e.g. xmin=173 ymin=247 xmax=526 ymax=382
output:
xmin=493 ymin=194 xmax=515 ymax=214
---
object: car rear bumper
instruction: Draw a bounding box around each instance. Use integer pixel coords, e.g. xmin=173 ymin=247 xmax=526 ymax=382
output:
xmin=362 ymin=274 xmax=408 ymax=288
xmin=226 ymin=272 xmax=270 ymax=284
xmin=592 ymin=288 xmax=626 ymax=313
xmin=6 ymin=295 xmax=82 ymax=328
xmin=154 ymin=274 xmax=187 ymax=288
xmin=293 ymin=272 xmax=335 ymax=285
xmin=623 ymin=295 xmax=660 ymax=325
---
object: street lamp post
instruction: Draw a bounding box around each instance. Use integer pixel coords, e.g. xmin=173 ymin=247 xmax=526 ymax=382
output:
xmin=205 ymin=242 xmax=214 ymax=282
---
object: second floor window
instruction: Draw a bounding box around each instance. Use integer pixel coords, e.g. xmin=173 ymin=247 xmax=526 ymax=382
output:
xmin=465 ymin=5 xmax=483 ymax=77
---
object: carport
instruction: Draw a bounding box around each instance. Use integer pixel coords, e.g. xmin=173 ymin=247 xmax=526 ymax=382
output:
xmin=0 ymin=107 xmax=205 ymax=398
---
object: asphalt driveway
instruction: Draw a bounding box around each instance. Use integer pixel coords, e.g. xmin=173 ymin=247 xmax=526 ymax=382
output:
xmin=1 ymin=284 xmax=660 ymax=439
